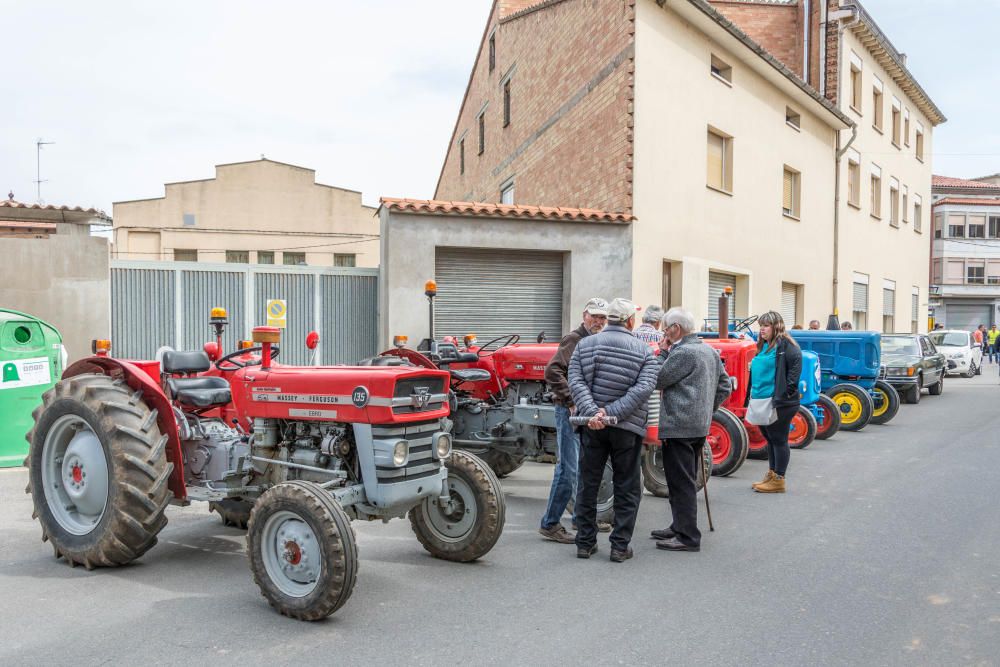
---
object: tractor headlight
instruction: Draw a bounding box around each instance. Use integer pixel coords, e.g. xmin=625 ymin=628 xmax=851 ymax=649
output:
xmin=393 ymin=440 xmax=409 ymax=466
xmin=435 ymin=432 xmax=452 ymax=459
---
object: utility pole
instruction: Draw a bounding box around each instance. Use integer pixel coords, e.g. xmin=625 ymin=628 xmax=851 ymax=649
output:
xmin=35 ymin=138 xmax=54 ymax=203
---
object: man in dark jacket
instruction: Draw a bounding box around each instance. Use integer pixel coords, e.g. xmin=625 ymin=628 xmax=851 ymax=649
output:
xmin=569 ymin=298 xmax=659 ymax=562
xmin=539 ymin=297 xmax=608 ymax=543
xmin=652 ymin=307 xmax=731 ymax=552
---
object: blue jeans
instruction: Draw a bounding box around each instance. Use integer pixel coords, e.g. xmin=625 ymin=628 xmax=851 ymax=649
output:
xmin=540 ymin=405 xmax=580 ymax=529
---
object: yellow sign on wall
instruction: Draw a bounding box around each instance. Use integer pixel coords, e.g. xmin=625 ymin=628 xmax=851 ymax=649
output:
xmin=266 ymin=299 xmax=287 ymax=328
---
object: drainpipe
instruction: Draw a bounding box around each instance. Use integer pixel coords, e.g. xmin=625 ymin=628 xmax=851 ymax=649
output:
xmin=819 ymin=0 xmax=827 ymax=96
xmin=803 ymin=0 xmax=810 ymax=85
xmin=833 ymin=122 xmax=858 ymax=317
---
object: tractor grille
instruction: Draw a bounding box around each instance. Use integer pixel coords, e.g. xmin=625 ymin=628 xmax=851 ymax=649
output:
xmin=371 ymin=420 xmax=442 ymax=484
xmin=646 ymin=393 xmax=660 ymax=427
xmin=392 ymin=377 xmax=448 ymax=415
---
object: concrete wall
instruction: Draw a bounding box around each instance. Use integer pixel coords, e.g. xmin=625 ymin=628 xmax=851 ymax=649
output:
xmin=113 ymin=160 xmax=379 ymax=267
xmin=379 ymin=209 xmax=633 ymax=348
xmin=632 ymin=1 xmax=839 ymax=326
xmin=835 ymin=28 xmax=933 ymax=332
xmin=0 ymin=226 xmax=109 ymax=362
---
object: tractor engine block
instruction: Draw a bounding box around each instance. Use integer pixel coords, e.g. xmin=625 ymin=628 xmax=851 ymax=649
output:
xmin=178 ymin=417 xmax=248 ymax=485
xmin=251 ymin=418 xmax=353 ymax=487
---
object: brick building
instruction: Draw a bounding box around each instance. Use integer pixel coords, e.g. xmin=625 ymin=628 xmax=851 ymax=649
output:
xmin=433 ymin=0 xmax=944 ymax=332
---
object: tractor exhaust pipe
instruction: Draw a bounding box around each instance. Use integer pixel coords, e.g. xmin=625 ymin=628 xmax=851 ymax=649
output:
xmin=718 ymin=286 xmax=732 ymax=338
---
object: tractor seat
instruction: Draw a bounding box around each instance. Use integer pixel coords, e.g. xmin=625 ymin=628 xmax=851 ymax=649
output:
xmin=450 ymin=368 xmax=492 ymax=384
xmin=166 ymin=376 xmax=232 ymax=408
xmin=357 ymin=356 xmax=406 ymax=367
xmin=162 ymin=350 xmax=212 ymax=374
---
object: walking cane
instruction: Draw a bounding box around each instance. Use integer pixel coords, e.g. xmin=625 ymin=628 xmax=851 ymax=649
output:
xmin=699 ymin=448 xmax=715 ymax=532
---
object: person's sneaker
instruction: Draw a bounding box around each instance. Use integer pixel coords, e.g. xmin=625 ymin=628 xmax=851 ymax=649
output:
xmin=610 ymin=547 xmax=634 ymax=563
xmin=655 ymin=537 xmax=700 ymax=552
xmin=576 ymin=544 xmax=598 ymax=559
xmin=572 ymin=520 xmax=613 ymax=533
xmin=649 ymin=528 xmax=676 ymax=540
xmin=538 ymin=524 xmax=576 ymax=544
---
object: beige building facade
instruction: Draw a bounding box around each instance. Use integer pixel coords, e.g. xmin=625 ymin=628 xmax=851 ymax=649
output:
xmin=113 ymin=159 xmax=379 ymax=268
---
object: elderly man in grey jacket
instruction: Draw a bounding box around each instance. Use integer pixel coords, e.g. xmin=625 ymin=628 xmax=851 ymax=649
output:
xmin=652 ymin=307 xmax=731 ymax=553
xmin=568 ymin=298 xmax=659 ymax=562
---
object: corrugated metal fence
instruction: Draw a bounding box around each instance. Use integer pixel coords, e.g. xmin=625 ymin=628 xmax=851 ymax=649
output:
xmin=111 ymin=261 xmax=378 ymax=365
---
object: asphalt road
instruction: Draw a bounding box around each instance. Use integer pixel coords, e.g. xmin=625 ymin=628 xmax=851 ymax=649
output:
xmin=2 ymin=372 xmax=999 ymax=666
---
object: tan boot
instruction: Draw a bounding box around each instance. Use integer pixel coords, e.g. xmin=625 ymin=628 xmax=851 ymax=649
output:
xmin=752 ymin=469 xmax=775 ymax=490
xmin=754 ymin=474 xmax=786 ymax=493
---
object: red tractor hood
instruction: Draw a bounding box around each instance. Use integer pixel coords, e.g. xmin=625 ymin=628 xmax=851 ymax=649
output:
xmin=230 ymin=365 xmax=451 ymax=426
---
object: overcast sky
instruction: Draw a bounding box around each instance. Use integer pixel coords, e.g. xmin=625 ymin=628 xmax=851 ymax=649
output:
xmin=2 ymin=0 xmax=997 ymax=214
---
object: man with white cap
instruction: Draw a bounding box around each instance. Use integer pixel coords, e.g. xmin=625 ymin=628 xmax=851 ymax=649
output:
xmin=539 ymin=297 xmax=609 ymax=543
xmin=568 ymin=297 xmax=659 ymax=562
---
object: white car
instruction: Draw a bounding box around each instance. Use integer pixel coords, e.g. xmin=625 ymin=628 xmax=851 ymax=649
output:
xmin=928 ymin=329 xmax=983 ymax=377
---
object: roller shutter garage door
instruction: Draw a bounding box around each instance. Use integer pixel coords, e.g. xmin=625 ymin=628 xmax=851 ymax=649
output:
xmin=434 ymin=247 xmax=564 ymax=342
xmin=780 ymin=283 xmax=798 ymax=326
xmin=944 ymin=304 xmax=991 ymax=332
xmin=708 ymin=271 xmax=737 ymax=326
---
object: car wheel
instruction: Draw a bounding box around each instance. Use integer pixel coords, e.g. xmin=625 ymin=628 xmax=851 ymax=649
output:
xmin=929 ymin=374 xmax=944 ymax=396
xmin=909 ymin=376 xmax=922 ymax=404
xmin=976 ymin=360 xmax=983 ymax=376
xmin=965 ymin=361 xmax=976 ymax=378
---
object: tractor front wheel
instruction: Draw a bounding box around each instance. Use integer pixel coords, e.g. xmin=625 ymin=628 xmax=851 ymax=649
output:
xmin=825 ymin=383 xmax=874 ymax=431
xmin=247 ymin=481 xmax=357 ymax=621
xmin=26 ymin=374 xmax=172 ymax=569
xmin=788 ymin=406 xmax=817 ymax=449
xmin=870 ymin=380 xmax=900 ymax=425
xmin=410 ymin=451 xmax=505 ymax=562
xmin=813 ymin=395 xmax=841 ymax=440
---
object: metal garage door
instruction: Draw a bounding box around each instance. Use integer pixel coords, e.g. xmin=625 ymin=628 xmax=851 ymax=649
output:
xmin=434 ymin=247 xmax=564 ymax=341
xmin=944 ymin=304 xmax=991 ymax=331
xmin=708 ymin=271 xmax=737 ymax=326
xmin=780 ymin=283 xmax=798 ymax=326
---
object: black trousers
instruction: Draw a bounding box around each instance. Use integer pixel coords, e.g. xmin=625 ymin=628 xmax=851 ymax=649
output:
xmin=661 ymin=437 xmax=703 ymax=548
xmin=760 ymin=404 xmax=798 ymax=476
xmin=575 ymin=427 xmax=643 ymax=552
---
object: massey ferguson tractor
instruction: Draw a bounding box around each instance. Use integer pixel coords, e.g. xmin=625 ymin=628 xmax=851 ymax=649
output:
xmin=24 ymin=314 xmax=505 ymax=621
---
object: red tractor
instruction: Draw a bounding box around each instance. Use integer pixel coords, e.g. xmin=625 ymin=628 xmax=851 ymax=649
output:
xmin=25 ymin=317 xmax=505 ymax=621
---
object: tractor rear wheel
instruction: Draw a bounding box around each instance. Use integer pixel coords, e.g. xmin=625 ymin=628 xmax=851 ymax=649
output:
xmin=247 ymin=480 xmax=357 ymax=621
xmin=410 ymin=451 xmax=505 ymax=562
xmin=746 ymin=424 xmax=769 ymax=460
xmin=705 ymin=408 xmax=748 ymax=477
xmin=813 ymin=395 xmax=841 ymax=440
xmin=870 ymin=380 xmax=900 ymax=425
xmin=788 ymin=406 xmax=817 ymax=449
xmin=476 ymin=449 xmax=526 ymax=478
xmin=640 ymin=441 xmax=712 ymax=497
xmin=26 ymin=373 xmax=172 ymax=569
xmin=566 ymin=460 xmax=615 ymax=523
xmin=825 ymin=383 xmax=874 ymax=431
xmin=210 ymin=498 xmax=254 ymax=529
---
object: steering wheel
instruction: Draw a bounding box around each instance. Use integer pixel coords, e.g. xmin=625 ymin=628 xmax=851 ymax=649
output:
xmin=476 ymin=334 xmax=520 ymax=357
xmin=732 ymin=315 xmax=758 ymax=333
xmin=215 ymin=345 xmax=280 ymax=371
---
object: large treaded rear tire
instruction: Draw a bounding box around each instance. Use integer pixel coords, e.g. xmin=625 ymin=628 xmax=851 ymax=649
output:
xmin=410 ymin=451 xmax=505 ymax=562
xmin=639 ymin=442 xmax=712 ymax=497
xmin=706 ymin=408 xmax=748 ymax=477
xmin=26 ymin=374 xmax=172 ymax=569
xmin=247 ymin=480 xmax=357 ymax=621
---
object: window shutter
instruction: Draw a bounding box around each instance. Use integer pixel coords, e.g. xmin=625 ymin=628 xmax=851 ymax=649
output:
xmin=883 ymin=287 xmax=895 ymax=313
xmin=707 ymin=132 xmax=724 ymax=189
xmin=780 ymin=283 xmax=797 ymax=325
xmin=852 ymin=282 xmax=868 ymax=312
xmin=911 ymin=292 xmax=919 ymax=321
xmin=783 ymin=170 xmax=794 ymax=211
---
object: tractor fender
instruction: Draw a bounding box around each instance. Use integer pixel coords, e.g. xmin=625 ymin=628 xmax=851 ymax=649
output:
xmin=63 ymin=357 xmax=187 ymax=501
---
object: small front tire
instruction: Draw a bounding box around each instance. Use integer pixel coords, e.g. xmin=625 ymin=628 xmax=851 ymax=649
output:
xmin=869 ymin=380 xmax=900 ymax=425
xmin=825 ymin=383 xmax=874 ymax=431
xmin=928 ymin=374 xmax=944 ymax=396
xmin=788 ymin=406 xmax=817 ymax=449
xmin=813 ymin=395 xmax=841 ymax=440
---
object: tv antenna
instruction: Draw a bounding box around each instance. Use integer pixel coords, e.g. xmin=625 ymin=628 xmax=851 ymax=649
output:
xmin=35 ymin=138 xmax=55 ymax=203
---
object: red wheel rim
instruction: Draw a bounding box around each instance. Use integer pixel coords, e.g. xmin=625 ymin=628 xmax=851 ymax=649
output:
xmin=815 ymin=403 xmax=833 ymax=435
xmin=707 ymin=420 xmax=732 ymax=465
xmin=789 ymin=412 xmax=808 ymax=446
xmin=746 ymin=424 xmax=767 ymax=452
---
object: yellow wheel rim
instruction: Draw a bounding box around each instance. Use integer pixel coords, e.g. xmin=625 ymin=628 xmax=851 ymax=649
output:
xmin=834 ymin=393 xmax=863 ymax=424
xmin=871 ymin=389 xmax=889 ymax=417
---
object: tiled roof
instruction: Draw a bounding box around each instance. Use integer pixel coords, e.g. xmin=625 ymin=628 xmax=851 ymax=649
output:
xmin=932 ymin=175 xmax=1000 ymax=191
xmin=380 ymin=198 xmax=633 ymax=223
xmin=932 ymin=197 xmax=1000 ymax=208
xmin=0 ymin=199 xmax=110 ymax=221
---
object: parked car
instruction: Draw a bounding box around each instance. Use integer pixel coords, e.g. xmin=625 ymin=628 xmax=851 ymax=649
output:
xmin=880 ymin=334 xmax=946 ymax=404
xmin=928 ymin=329 xmax=983 ymax=377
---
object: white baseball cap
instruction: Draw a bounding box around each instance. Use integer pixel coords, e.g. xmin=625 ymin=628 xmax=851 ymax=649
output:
xmin=607 ymin=297 xmax=637 ymax=321
xmin=584 ymin=297 xmax=609 ymax=316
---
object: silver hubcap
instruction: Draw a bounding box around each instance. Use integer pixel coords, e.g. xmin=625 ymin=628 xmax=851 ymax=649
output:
xmin=424 ymin=476 xmax=477 ymax=542
xmin=41 ymin=415 xmax=109 ymax=535
xmin=261 ymin=511 xmax=322 ymax=598
xmin=595 ymin=462 xmax=614 ymax=514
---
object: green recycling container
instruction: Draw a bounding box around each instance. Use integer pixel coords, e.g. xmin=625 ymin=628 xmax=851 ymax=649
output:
xmin=0 ymin=309 xmax=64 ymax=467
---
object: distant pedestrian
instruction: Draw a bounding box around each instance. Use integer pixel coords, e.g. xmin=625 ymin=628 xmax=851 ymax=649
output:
xmin=569 ymin=298 xmax=658 ymax=563
xmin=841 ymin=321 xmax=853 ymax=331
xmin=650 ymin=308 xmax=731 ymax=553
xmin=808 ymin=320 xmax=821 ymax=330
xmin=989 ymin=325 xmax=1000 ymax=363
xmin=749 ymin=311 xmax=802 ymax=494
xmin=977 ymin=325 xmax=988 ymax=361
xmin=539 ymin=298 xmax=609 ymax=544
xmin=634 ymin=305 xmax=665 ymax=344
xmin=791 ymin=324 xmax=803 ymax=330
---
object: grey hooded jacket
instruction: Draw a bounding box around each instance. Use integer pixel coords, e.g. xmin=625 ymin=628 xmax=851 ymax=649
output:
xmin=568 ymin=323 xmax=659 ymax=437
xmin=656 ymin=334 xmax=732 ymax=439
